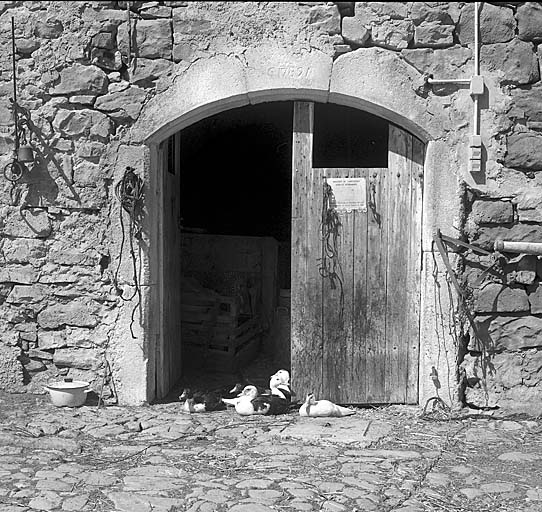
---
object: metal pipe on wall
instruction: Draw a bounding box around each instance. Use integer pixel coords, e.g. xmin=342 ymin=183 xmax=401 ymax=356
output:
xmin=494 ymin=241 xmax=542 ymax=255
xmin=473 ymin=1 xmax=480 ymax=137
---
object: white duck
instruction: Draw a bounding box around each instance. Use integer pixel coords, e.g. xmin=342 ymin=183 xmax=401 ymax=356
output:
xmin=233 ymin=385 xmax=291 ymax=416
xmin=299 ymin=393 xmax=356 ymax=417
xmin=272 ymin=369 xmax=290 ymax=386
xmin=269 ymin=374 xmax=293 ymax=402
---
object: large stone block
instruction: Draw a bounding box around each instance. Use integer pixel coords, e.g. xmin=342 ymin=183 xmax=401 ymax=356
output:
xmin=38 ymin=330 xmax=67 ymax=350
xmin=400 ymin=46 xmax=471 ymax=78
xmin=354 ymin=2 xmax=408 ymax=20
xmin=53 ymin=109 xmax=113 ymax=141
xmin=504 ymin=132 xmax=542 ymax=172
xmin=514 ymin=188 xmax=542 ymax=222
xmin=308 ymin=4 xmax=341 ymax=35
xmin=0 ymin=345 xmax=24 ymax=391
xmin=73 ymin=161 xmax=102 ymax=187
xmin=470 ymin=200 xmax=514 ymax=225
xmin=129 ymin=58 xmax=173 ymax=86
xmin=371 ymin=19 xmax=414 ymax=50
xmin=342 ymin=16 xmax=370 ymax=46
xmin=414 ymin=22 xmax=454 ymax=49
xmin=37 ymin=301 xmax=99 ymax=329
xmin=34 ymin=19 xmax=64 ymax=39
xmin=6 ymin=285 xmax=47 ymax=304
xmin=528 ymin=283 xmax=542 ymax=314
xmin=507 ymin=255 xmax=537 ymax=286
xmin=67 ymin=326 xmax=109 ymax=348
xmin=468 ymin=224 xmax=542 ymax=251
xmin=82 ymin=8 xmax=127 ymax=28
xmin=75 ymin=141 xmax=106 ymax=162
xmin=0 ymin=265 xmax=38 ymax=285
xmin=16 ymin=37 xmax=41 ymax=55
xmin=51 ymin=64 xmax=108 ymax=96
xmin=140 ymin=4 xmax=172 ymax=19
xmin=409 ymin=4 xmax=455 ymax=25
xmin=1 ymin=208 xmax=52 ymax=238
xmin=511 ymin=84 xmax=542 ymax=122
xmin=118 ymin=19 xmax=172 ymax=59
xmin=472 ymin=314 xmax=542 ymax=352
xmin=457 ymin=3 xmax=515 ymax=44
xmin=53 ymin=348 xmax=101 ymax=370
xmin=481 ymin=39 xmax=540 ymax=86
xmin=173 ymin=6 xmax=215 ymax=35
xmin=461 ymin=350 xmax=542 ymax=413
xmin=94 ymin=86 xmax=147 ymax=122
xmin=2 ymin=239 xmax=48 ymax=264
xmin=48 ymin=243 xmax=101 ymax=266
xmin=474 ymin=283 xmax=530 ymax=313
xmin=517 ymin=2 xmax=542 ymax=42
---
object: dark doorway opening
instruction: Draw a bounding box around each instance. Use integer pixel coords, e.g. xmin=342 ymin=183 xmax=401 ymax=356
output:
xmin=177 ymin=102 xmax=294 ymax=392
xmin=161 ymin=101 xmax=390 ymax=401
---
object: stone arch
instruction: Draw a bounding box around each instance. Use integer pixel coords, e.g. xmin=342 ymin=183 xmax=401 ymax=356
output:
xmin=130 ymin=46 xmax=451 ymax=146
xmin=123 ymin=45 xmax=460 ymax=403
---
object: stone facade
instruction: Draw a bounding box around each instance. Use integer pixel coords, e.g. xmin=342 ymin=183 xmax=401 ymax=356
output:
xmin=0 ymin=1 xmax=541 ymax=411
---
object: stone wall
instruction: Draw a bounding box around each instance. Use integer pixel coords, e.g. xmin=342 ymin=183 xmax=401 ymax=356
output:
xmin=0 ymin=1 xmax=540 ymax=409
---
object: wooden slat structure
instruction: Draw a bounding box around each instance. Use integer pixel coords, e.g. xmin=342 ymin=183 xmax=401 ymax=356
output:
xmin=291 ymin=102 xmax=424 ymax=404
xmin=291 ymin=102 xmax=324 ymax=399
xmin=156 ymin=133 xmax=183 ymax=398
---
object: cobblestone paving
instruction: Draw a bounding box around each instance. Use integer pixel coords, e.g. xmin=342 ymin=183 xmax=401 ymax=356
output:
xmin=1 ymin=391 xmax=542 ymax=511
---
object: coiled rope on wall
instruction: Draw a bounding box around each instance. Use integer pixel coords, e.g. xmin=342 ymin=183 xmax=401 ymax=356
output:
xmin=318 ymin=178 xmax=345 ymax=324
xmin=114 ymin=166 xmax=144 ymax=339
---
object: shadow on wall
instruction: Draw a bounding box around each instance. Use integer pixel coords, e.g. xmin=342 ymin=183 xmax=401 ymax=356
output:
xmin=8 ymin=104 xmax=79 ymax=208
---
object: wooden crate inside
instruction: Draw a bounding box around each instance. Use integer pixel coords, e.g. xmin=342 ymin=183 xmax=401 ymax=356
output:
xmin=183 ymin=315 xmax=262 ymax=372
xmin=180 ymin=275 xmax=262 ymax=372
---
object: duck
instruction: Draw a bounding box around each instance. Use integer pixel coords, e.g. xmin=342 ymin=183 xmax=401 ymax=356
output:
xmin=268 ymin=374 xmax=294 ymax=402
xmin=272 ymin=369 xmax=290 ymax=386
xmin=180 ymin=389 xmax=226 ymax=413
xmin=179 ymin=384 xmax=243 ymax=413
xmin=234 ymin=385 xmax=291 ymax=416
xmin=230 ymin=378 xmax=270 ymax=396
xmin=299 ymin=393 xmax=356 ymax=417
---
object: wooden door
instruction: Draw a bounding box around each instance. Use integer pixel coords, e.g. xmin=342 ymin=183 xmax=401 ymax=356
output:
xmin=156 ymin=133 xmax=183 ymax=399
xmin=291 ymin=102 xmax=423 ymax=404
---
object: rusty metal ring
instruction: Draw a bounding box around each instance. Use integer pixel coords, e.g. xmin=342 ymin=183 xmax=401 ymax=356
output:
xmin=3 ymin=160 xmax=25 ymax=182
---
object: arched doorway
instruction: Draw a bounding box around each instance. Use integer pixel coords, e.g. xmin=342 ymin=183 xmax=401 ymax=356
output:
xmin=153 ymin=100 xmax=423 ymax=404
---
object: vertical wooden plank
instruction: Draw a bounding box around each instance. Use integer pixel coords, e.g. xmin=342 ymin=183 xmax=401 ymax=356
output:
xmin=156 ymin=133 xmax=183 ymax=398
xmin=365 ymin=167 xmax=388 ymax=403
xmin=320 ymin=168 xmax=355 ymax=404
xmin=407 ymin=137 xmax=424 ymax=403
xmin=386 ymin=126 xmax=412 ymax=403
xmin=352 ymin=168 xmax=368 ymax=403
xmin=156 ymin=142 xmax=167 ymax=398
xmin=291 ymin=102 xmax=324 ymax=399
xmin=172 ymin=132 xmax=182 ymax=384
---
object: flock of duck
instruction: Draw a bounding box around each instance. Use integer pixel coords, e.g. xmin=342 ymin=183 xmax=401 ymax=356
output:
xmin=179 ymin=370 xmax=356 ymax=418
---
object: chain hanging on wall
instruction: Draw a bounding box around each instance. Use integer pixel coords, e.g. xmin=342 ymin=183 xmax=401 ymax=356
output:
xmin=318 ymin=177 xmax=345 ymax=324
xmin=114 ymin=166 xmax=144 ymax=339
xmin=3 ymin=17 xmax=26 ymax=205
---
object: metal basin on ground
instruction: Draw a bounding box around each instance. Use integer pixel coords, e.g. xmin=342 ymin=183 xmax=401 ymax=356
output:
xmin=44 ymin=379 xmax=90 ymax=407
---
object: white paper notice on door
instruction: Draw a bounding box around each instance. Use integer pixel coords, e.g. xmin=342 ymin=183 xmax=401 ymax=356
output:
xmin=326 ymin=177 xmax=367 ymax=213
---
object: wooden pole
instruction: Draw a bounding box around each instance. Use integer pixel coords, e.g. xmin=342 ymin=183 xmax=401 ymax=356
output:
xmin=494 ymin=240 xmax=542 ymax=255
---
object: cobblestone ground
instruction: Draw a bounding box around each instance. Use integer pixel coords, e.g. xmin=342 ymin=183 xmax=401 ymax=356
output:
xmin=1 ymin=390 xmax=542 ymax=512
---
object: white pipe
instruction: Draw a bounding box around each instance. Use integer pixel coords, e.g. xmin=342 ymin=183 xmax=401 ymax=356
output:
xmin=494 ymin=240 xmax=542 ymax=255
xmin=474 ymin=2 xmax=480 ymax=76
xmin=427 ymin=78 xmax=470 ymax=85
xmin=473 ymin=2 xmax=480 ymax=136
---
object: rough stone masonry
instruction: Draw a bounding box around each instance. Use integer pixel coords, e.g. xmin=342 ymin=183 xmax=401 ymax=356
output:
xmin=0 ymin=1 xmax=541 ymax=411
